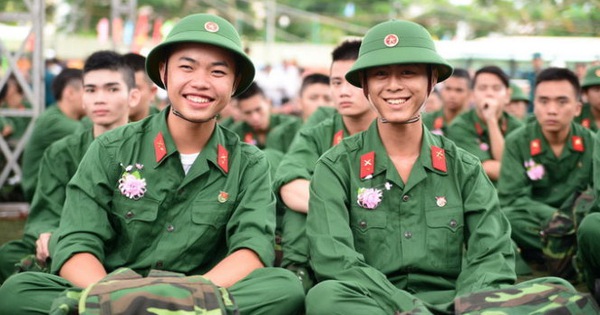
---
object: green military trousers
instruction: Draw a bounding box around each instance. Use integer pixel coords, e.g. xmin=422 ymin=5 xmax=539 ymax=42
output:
xmin=305 ymin=277 xmax=599 ymax=315
xmin=577 ymin=212 xmax=600 ymax=295
xmin=0 ymin=267 xmax=305 ymax=315
xmin=0 ymin=239 xmax=34 ymax=284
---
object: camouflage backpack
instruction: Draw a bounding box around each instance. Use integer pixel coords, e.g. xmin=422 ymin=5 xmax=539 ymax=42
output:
xmin=78 ymin=268 xmax=238 ymax=315
xmin=455 ymin=277 xmax=600 ymax=314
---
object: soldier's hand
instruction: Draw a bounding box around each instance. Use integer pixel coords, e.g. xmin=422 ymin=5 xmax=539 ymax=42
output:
xmin=480 ymin=97 xmax=500 ymax=123
xmin=36 ymin=232 xmax=52 ymax=265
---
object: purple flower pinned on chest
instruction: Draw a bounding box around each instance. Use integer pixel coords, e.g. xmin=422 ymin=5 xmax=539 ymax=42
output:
xmin=118 ymin=163 xmax=147 ymax=199
xmin=357 ymin=182 xmax=392 ymax=210
xmin=524 ymin=159 xmax=545 ymax=181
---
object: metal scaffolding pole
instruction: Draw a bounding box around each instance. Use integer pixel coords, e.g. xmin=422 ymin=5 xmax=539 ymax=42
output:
xmin=0 ymin=0 xmax=44 ymax=197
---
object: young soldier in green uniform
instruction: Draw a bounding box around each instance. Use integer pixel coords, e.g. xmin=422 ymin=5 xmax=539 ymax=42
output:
xmin=0 ymin=51 xmax=140 ymax=285
xmin=273 ymin=40 xmax=376 ymax=289
xmin=447 ymin=65 xmax=523 ymax=184
xmin=0 ymin=14 xmax=304 ymax=315
xmin=574 ymin=65 xmax=600 ymax=132
xmin=21 ymin=68 xmax=85 ymax=201
xmin=123 ymin=52 xmax=160 ymax=121
xmin=304 ymin=20 xmax=595 ymax=315
xmin=422 ymin=68 xmax=471 ymax=136
xmin=506 ymin=82 xmax=530 ymax=121
xmin=498 ymin=68 xmax=594 ymax=279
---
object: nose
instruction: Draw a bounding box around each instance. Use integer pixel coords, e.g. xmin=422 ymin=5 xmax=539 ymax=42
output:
xmin=387 ymin=73 xmax=404 ymax=91
xmin=190 ymin=71 xmax=210 ymax=89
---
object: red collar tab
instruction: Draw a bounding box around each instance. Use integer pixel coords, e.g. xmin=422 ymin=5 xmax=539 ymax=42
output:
xmin=332 ymin=130 xmax=343 ymax=146
xmin=474 ymin=122 xmax=483 ymax=136
xmin=431 ymin=146 xmax=447 ymax=173
xmin=244 ymin=132 xmax=255 ymax=144
xmin=360 ymin=151 xmax=375 ymax=179
xmin=217 ymin=144 xmax=229 ymax=173
xmin=530 ymin=139 xmax=542 ymax=156
xmin=154 ymin=132 xmax=167 ymax=162
xmin=572 ymin=136 xmax=584 ymax=152
xmin=433 ymin=117 xmax=444 ymax=130
xmin=581 ymin=119 xmax=591 ymax=129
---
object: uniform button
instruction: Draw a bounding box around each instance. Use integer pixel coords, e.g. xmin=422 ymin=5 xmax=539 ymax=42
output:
xmin=359 ymin=220 xmax=367 ymax=228
xmin=404 ymin=231 xmax=412 ymax=239
xmin=156 ymin=261 xmax=163 ymax=268
xmin=449 ymin=219 xmax=457 ymax=228
xmin=402 ymin=195 xmax=410 ymax=202
xmin=125 ymin=211 xmax=134 ymax=218
xmin=167 ymin=225 xmax=175 ymax=232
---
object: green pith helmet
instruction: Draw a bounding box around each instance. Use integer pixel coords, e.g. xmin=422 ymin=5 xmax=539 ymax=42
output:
xmin=510 ymin=82 xmax=529 ymax=102
xmin=145 ymin=13 xmax=255 ymax=96
xmin=345 ymin=19 xmax=453 ymax=88
xmin=582 ymin=65 xmax=600 ymax=89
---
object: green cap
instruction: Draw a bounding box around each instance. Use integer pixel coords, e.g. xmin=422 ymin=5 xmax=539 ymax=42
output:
xmin=582 ymin=65 xmax=600 ymax=89
xmin=346 ymin=19 xmax=453 ymax=88
xmin=146 ymin=14 xmax=255 ymax=96
xmin=510 ymin=82 xmax=529 ymax=102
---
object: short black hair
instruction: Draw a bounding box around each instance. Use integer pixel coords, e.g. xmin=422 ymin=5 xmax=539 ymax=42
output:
xmin=52 ymin=68 xmax=82 ymax=101
xmin=234 ymin=81 xmax=265 ymax=101
xmin=300 ymin=73 xmax=329 ymax=95
xmin=123 ymin=52 xmax=154 ymax=86
xmin=535 ymin=67 xmax=581 ymax=100
xmin=83 ymin=50 xmax=135 ymax=90
xmin=450 ymin=68 xmax=471 ymax=82
xmin=472 ymin=65 xmax=509 ymax=89
xmin=332 ymin=39 xmax=361 ymax=62
xmin=0 ymin=75 xmax=22 ymax=101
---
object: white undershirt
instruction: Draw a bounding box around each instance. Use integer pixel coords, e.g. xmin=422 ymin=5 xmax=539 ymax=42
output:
xmin=180 ymin=152 xmax=200 ymax=175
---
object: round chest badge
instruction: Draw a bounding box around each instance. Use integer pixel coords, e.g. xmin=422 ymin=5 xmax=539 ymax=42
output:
xmin=384 ymin=34 xmax=399 ymax=47
xmin=204 ymin=21 xmax=219 ymax=33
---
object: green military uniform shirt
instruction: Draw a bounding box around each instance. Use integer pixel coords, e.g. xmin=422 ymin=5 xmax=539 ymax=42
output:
xmin=446 ymin=109 xmax=523 ymax=163
xmin=266 ymin=119 xmax=302 ymax=153
xmin=574 ymin=103 xmax=598 ymax=132
xmin=302 ymin=106 xmax=337 ymax=130
xmin=229 ymin=113 xmax=300 ymax=150
xmin=51 ymin=108 xmax=276 ymax=276
xmin=273 ymin=111 xmax=347 ymax=269
xmin=21 ymin=105 xmax=83 ymax=200
xmin=422 ymin=109 xmax=447 ymax=136
xmin=0 ymin=128 xmax=94 ymax=283
xmin=307 ymin=121 xmax=516 ymax=313
xmin=24 ymin=128 xmax=94 ymax=243
xmin=497 ymin=120 xmax=594 ymax=250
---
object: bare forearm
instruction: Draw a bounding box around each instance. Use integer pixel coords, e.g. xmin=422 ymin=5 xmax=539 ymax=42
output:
xmin=59 ymin=253 xmax=107 ymax=288
xmin=487 ymin=122 xmax=504 ymax=161
xmin=482 ymin=160 xmax=501 ymax=181
xmin=203 ymin=249 xmax=263 ymax=288
xmin=280 ymin=179 xmax=310 ymax=213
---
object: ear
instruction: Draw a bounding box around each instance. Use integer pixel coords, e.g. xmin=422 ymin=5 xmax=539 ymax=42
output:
xmin=159 ymin=62 xmax=167 ymax=87
xmin=232 ymin=75 xmax=241 ymax=96
xmin=128 ymin=88 xmax=142 ymax=109
xmin=574 ymin=100 xmax=583 ymax=117
xmin=360 ymin=71 xmax=369 ymax=99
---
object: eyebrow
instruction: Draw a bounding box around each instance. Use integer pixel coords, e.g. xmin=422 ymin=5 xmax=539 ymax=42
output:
xmin=178 ymin=56 xmax=231 ymax=68
xmin=84 ymin=82 xmax=122 ymax=89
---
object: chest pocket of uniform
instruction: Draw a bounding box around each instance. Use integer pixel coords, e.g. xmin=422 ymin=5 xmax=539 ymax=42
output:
xmin=113 ymin=197 xmax=160 ymax=223
xmin=191 ymin=201 xmax=231 ymax=229
xmin=425 ymin=207 xmax=464 ymax=271
xmin=350 ymin=208 xmax=387 ymax=258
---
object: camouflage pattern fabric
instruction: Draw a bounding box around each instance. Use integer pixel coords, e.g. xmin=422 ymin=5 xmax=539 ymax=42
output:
xmin=78 ymin=268 xmax=238 ymax=315
xmin=49 ymin=287 xmax=82 ymax=315
xmin=15 ymin=254 xmax=48 ymax=274
xmin=540 ymin=189 xmax=594 ymax=280
xmin=455 ymin=278 xmax=600 ymax=314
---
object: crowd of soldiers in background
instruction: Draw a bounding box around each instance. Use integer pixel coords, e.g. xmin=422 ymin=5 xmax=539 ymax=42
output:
xmin=1 ymin=43 xmax=600 ymax=306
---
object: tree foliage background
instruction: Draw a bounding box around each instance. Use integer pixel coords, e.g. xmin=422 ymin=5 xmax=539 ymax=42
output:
xmin=1 ymin=0 xmax=599 ymax=42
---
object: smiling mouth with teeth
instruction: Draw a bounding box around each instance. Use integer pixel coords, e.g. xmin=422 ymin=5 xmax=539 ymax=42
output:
xmin=186 ymin=95 xmax=211 ymax=103
xmin=386 ymin=99 xmax=408 ymax=105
